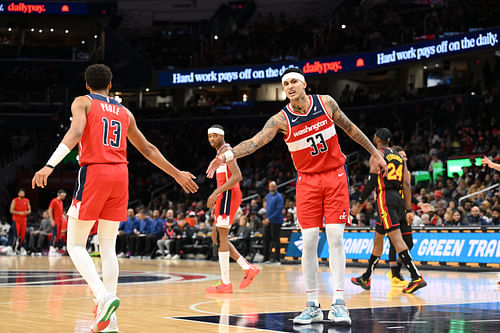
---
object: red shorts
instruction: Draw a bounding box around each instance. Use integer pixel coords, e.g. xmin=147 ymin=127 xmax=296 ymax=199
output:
xmin=214 ymin=188 xmax=242 ymax=228
xmin=67 ymin=163 xmax=128 ymax=221
xmin=296 ymin=165 xmax=350 ymax=229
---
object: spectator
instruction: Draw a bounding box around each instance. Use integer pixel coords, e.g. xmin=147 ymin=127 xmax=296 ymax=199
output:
xmin=157 ymin=218 xmax=180 ymax=259
xmin=117 ymin=209 xmax=139 ymax=257
xmin=263 ymin=181 xmax=284 ymax=263
xmin=144 ymin=210 xmax=165 ymax=258
xmin=467 ymin=206 xmax=486 ymax=225
xmin=420 ymin=213 xmax=430 ymax=225
xmin=230 ymin=215 xmax=252 ymax=258
xmin=28 ymin=210 xmax=52 ymax=255
xmin=491 ymin=207 xmax=500 ymax=225
xmin=0 ymin=219 xmax=9 ymax=246
xmin=168 ymin=217 xmax=193 ymax=259
xmin=133 ymin=210 xmax=155 ymax=256
xmin=430 ymin=190 xmax=448 ymax=209
xmin=447 ymin=210 xmax=464 ymax=226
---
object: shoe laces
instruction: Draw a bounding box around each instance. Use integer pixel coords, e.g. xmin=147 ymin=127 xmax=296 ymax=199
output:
xmin=299 ymin=304 xmax=319 ymax=318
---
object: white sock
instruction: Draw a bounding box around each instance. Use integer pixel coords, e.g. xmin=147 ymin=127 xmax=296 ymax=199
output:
xmin=326 ymin=223 xmax=346 ymax=302
xmin=219 ymin=251 xmax=230 ymax=284
xmin=237 ymin=256 xmax=251 ymax=270
xmin=67 ymin=218 xmax=107 ymax=300
xmin=98 ymin=219 xmax=120 ymax=295
xmin=301 ymin=227 xmax=319 ymax=306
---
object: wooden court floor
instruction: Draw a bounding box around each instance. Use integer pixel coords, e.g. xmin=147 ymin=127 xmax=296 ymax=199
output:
xmin=0 ymin=256 xmax=499 ymax=332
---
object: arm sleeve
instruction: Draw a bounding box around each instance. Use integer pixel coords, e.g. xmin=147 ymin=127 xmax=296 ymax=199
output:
xmin=358 ymin=174 xmax=379 ymax=203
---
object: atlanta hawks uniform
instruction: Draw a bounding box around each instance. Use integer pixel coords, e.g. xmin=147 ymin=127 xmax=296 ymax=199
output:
xmin=12 ymin=196 xmax=30 ymax=245
xmin=214 ymin=144 xmax=242 ymax=228
xmin=67 ymin=93 xmax=129 ymax=222
xmin=281 ymin=94 xmax=350 ymax=229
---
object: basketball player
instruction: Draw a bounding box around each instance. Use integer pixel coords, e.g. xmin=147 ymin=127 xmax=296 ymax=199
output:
xmin=32 ymin=64 xmax=198 ymax=332
xmin=48 ymin=189 xmax=66 ymax=256
xmin=351 ymin=128 xmax=426 ymax=294
xmin=480 ymin=155 xmax=500 ymax=286
xmin=205 ymin=124 xmax=260 ymax=293
xmin=207 ymin=68 xmax=387 ymax=325
xmin=9 ymin=188 xmax=31 ymax=255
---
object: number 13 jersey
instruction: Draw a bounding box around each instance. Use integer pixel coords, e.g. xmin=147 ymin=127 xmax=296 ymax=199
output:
xmin=281 ymin=94 xmax=345 ymax=173
xmin=78 ymin=93 xmax=129 ymax=166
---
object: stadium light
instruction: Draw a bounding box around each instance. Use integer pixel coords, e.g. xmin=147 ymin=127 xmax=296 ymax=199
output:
xmin=214 ymin=35 xmax=219 ymax=40
xmin=81 ymin=40 xmax=85 ymax=44
xmin=341 ymin=24 xmax=347 ymax=29
xmin=50 ymin=28 xmax=54 ymax=32
xmin=8 ymin=27 xmax=12 ymax=32
xmin=423 ymin=65 xmax=428 ymax=70
xmin=30 ymin=28 xmax=35 ymax=32
xmin=65 ymin=29 xmax=69 ymax=34
xmin=39 ymin=29 xmax=43 ymax=33
xmin=145 ymin=88 xmax=150 ymax=92
xmin=94 ymin=34 xmax=98 ymax=39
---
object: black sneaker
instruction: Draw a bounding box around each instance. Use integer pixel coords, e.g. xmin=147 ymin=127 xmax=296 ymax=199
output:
xmin=351 ymin=276 xmax=371 ymax=290
xmin=403 ymin=277 xmax=427 ymax=294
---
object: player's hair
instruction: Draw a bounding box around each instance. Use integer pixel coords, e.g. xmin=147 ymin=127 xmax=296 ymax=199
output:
xmin=493 ymin=206 xmax=500 ymax=214
xmin=18 ymin=188 xmax=25 ymax=193
xmin=392 ymin=145 xmax=404 ymax=152
xmin=84 ymin=64 xmax=113 ymax=91
xmin=209 ymin=124 xmax=224 ymax=131
xmin=57 ymin=189 xmax=66 ymax=195
xmin=281 ymin=67 xmax=305 ymax=79
xmin=375 ymin=128 xmax=392 ymax=144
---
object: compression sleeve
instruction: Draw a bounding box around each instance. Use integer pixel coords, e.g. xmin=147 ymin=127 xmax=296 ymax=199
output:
xmin=358 ymin=173 xmax=379 ymax=203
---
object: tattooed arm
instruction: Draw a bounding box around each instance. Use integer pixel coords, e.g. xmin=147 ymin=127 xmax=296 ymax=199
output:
xmin=320 ymin=95 xmax=387 ymax=174
xmin=206 ymin=112 xmax=287 ymax=178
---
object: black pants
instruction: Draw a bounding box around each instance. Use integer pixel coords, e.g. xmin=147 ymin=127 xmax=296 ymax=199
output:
xmin=28 ymin=231 xmax=49 ymax=252
xmin=263 ymin=223 xmax=282 ymax=262
xmin=127 ymin=234 xmax=141 ymax=255
xmin=144 ymin=234 xmax=161 ymax=258
xmin=231 ymin=238 xmax=250 ymax=257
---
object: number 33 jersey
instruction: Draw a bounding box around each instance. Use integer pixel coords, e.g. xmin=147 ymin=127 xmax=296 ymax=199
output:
xmin=78 ymin=94 xmax=129 ymax=166
xmin=281 ymin=94 xmax=345 ymax=173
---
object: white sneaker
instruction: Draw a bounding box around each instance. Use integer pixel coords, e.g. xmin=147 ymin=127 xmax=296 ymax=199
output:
xmin=117 ymin=252 xmax=126 ymax=258
xmin=6 ymin=246 xmax=16 ymax=256
xmin=328 ymin=299 xmax=351 ymax=325
xmin=92 ymin=294 xmax=120 ymax=332
xmin=293 ymin=302 xmax=324 ymax=324
xmin=49 ymin=249 xmax=61 ymax=257
xmin=20 ymin=248 xmax=28 ymax=256
xmin=172 ymin=254 xmax=180 ymax=260
xmin=164 ymin=254 xmax=172 ymax=259
xmin=99 ymin=313 xmax=119 ymax=332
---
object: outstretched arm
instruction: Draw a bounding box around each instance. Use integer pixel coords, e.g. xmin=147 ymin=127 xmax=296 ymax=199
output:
xmin=206 ymin=112 xmax=287 ymax=178
xmin=321 ymin=95 xmax=387 ymax=175
xmin=482 ymin=156 xmax=500 ymax=172
xmin=127 ymin=111 xmax=198 ymax=193
xmin=32 ymin=96 xmax=89 ymax=189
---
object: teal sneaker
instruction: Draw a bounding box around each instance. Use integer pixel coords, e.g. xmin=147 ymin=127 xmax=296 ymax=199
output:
xmin=328 ymin=299 xmax=351 ymax=325
xmin=293 ymin=302 xmax=323 ymax=324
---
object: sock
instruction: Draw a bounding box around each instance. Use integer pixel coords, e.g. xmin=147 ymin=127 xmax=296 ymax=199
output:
xmin=302 ymin=227 xmax=319 ymax=306
xmin=362 ymin=254 xmax=380 ymax=280
xmin=396 ymin=257 xmax=404 ymax=276
xmin=219 ymin=251 xmax=230 ymax=284
xmin=391 ymin=265 xmax=400 ymax=278
xmin=237 ymin=256 xmax=251 ymax=270
xmin=67 ymin=218 xmax=107 ymax=300
xmin=326 ymin=223 xmax=346 ymax=302
xmin=98 ymin=219 xmax=120 ymax=295
xmin=399 ymin=249 xmax=421 ymax=280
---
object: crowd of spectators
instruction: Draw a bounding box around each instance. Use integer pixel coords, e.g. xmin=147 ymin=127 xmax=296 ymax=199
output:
xmin=121 ymin=0 xmax=500 ymax=70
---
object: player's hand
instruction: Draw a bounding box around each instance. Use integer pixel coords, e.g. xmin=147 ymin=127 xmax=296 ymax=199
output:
xmin=406 ymin=211 xmax=414 ymax=225
xmin=350 ymin=203 xmax=362 ymax=216
xmin=263 ymin=218 xmax=270 ymax=225
xmin=481 ymin=156 xmax=493 ymax=168
xmin=174 ymin=171 xmax=198 ymax=193
xmin=207 ymin=192 xmax=218 ymax=209
xmin=32 ymin=166 xmax=54 ymax=189
xmin=371 ymin=151 xmax=388 ymax=177
xmin=206 ymin=155 xmax=225 ymax=179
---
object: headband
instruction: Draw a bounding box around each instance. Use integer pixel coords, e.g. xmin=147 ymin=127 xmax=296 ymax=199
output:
xmin=281 ymin=72 xmax=305 ymax=85
xmin=208 ymin=127 xmax=224 ymax=135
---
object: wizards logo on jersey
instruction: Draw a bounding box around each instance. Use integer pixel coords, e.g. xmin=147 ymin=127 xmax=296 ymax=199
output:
xmin=280 ymin=94 xmax=346 ymax=173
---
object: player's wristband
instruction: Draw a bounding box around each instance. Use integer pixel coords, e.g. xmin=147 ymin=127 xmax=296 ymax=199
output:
xmin=406 ymin=209 xmax=413 ymax=213
xmin=47 ymin=143 xmax=71 ymax=168
xmin=45 ymin=164 xmax=55 ymax=169
xmin=223 ymin=150 xmax=234 ymax=162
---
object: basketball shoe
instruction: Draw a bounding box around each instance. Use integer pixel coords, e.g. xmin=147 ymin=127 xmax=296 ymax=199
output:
xmin=92 ymin=293 xmax=120 ymax=332
xmin=240 ymin=264 xmax=260 ymax=289
xmin=402 ymin=277 xmax=427 ymax=294
xmin=351 ymin=276 xmax=371 ymax=290
xmin=92 ymin=305 xmax=119 ymax=332
xmin=387 ymin=271 xmax=407 ymax=287
xmin=328 ymin=299 xmax=351 ymax=325
xmin=206 ymin=281 xmax=233 ymax=293
xmin=293 ymin=302 xmax=323 ymax=324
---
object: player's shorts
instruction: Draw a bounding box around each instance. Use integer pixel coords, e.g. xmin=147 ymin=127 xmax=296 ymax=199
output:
xmin=296 ymin=165 xmax=350 ymax=229
xmin=215 ymin=188 xmax=242 ymax=228
xmin=375 ymin=190 xmax=404 ymax=234
xmin=67 ymin=163 xmax=128 ymax=222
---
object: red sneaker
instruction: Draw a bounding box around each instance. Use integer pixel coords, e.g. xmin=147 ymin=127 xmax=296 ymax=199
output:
xmin=402 ymin=277 xmax=427 ymax=294
xmin=240 ymin=265 xmax=260 ymax=289
xmin=206 ymin=281 xmax=233 ymax=294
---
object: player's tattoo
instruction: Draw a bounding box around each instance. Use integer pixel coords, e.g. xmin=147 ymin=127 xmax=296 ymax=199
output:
xmin=291 ymin=95 xmax=308 ymax=114
xmin=232 ymin=113 xmax=286 ymax=159
xmin=329 ymin=96 xmax=377 ymax=154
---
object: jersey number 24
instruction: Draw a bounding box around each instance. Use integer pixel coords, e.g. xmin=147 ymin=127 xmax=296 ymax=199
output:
xmin=387 ymin=162 xmax=403 ymax=181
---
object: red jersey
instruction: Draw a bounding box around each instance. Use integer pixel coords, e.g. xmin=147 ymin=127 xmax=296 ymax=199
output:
xmin=281 ymin=94 xmax=346 ymax=173
xmin=78 ymin=94 xmax=129 ymax=166
xmin=215 ymin=144 xmax=240 ymax=191
xmin=12 ymin=197 xmax=29 ymax=222
xmin=49 ymin=198 xmax=64 ymax=224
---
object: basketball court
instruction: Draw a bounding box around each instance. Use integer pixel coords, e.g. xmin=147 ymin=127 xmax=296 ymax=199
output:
xmin=0 ymin=257 xmax=499 ymax=332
